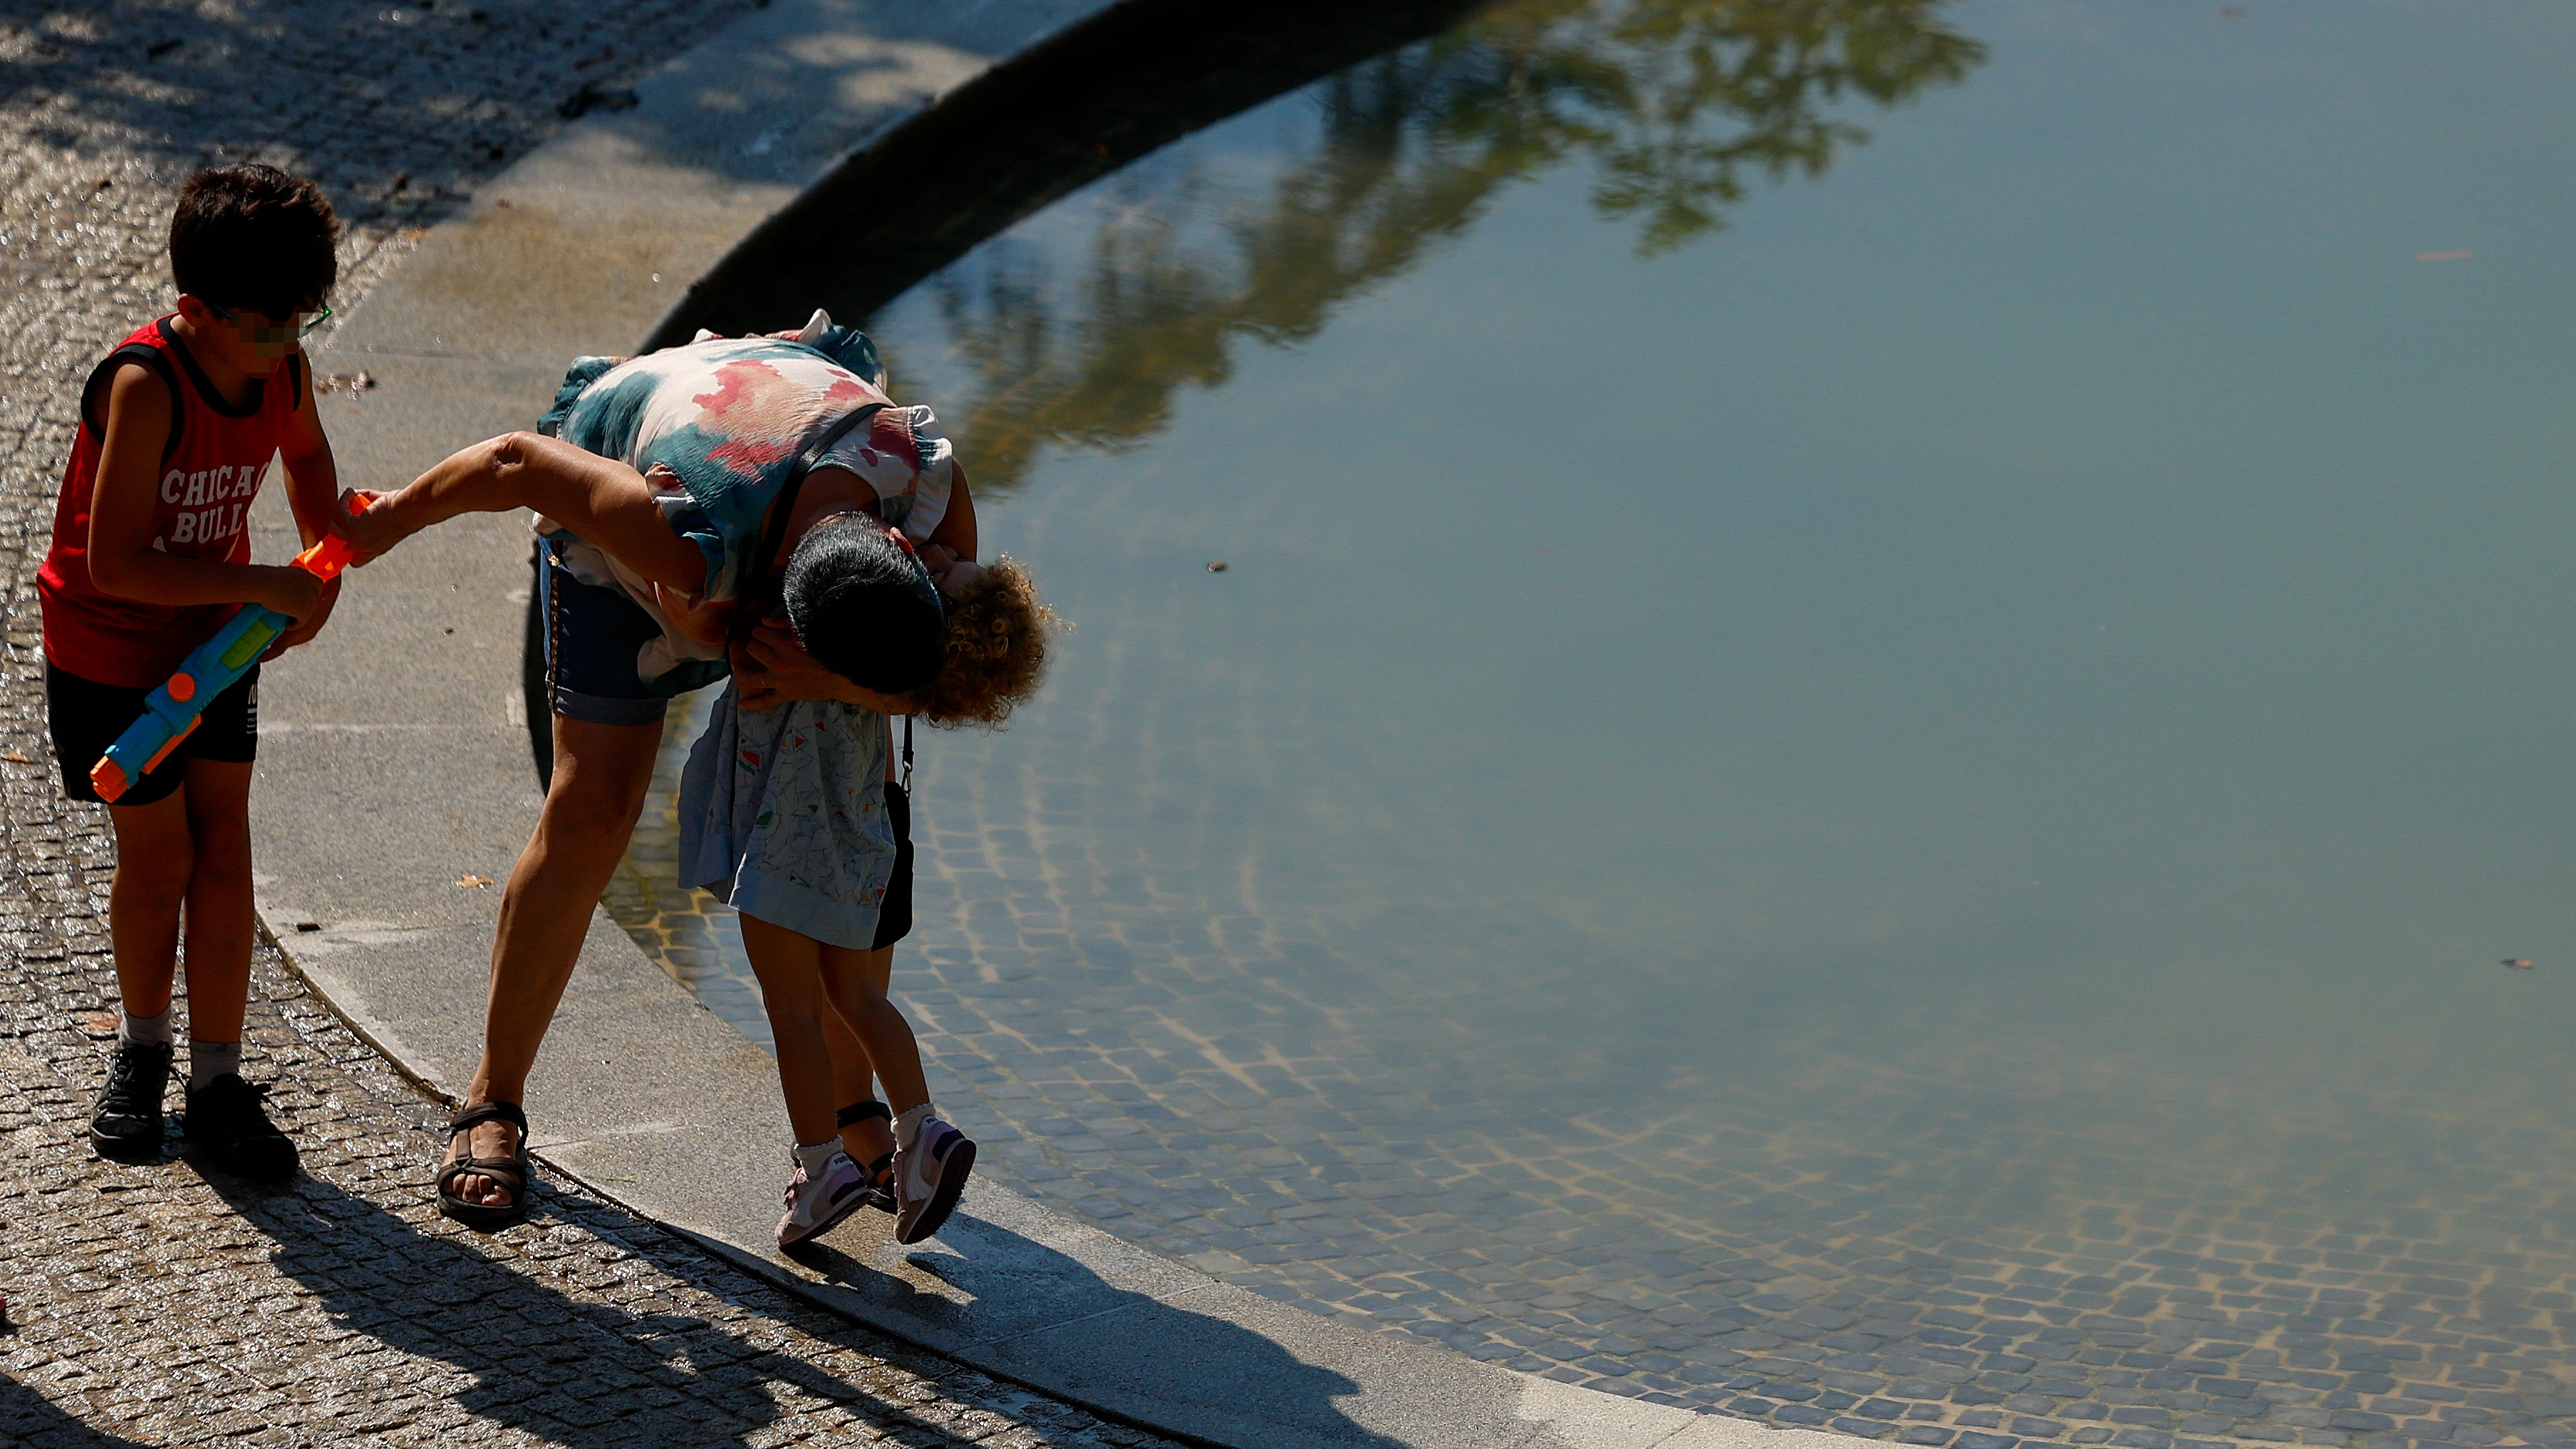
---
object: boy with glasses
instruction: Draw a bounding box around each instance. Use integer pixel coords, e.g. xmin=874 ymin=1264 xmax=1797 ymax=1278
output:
xmin=36 ymin=165 xmax=346 ymax=1178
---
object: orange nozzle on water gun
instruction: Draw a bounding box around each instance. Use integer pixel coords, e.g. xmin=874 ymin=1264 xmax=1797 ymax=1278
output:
xmin=293 ymin=532 xmax=355 ymax=581
xmin=294 ymin=489 xmax=381 ymax=581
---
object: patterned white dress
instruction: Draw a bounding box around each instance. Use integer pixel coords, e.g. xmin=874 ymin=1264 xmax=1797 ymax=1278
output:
xmin=676 ymin=685 xmax=895 ymax=950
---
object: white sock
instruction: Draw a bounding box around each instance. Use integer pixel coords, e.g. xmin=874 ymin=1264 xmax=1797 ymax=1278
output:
xmin=893 ymin=1103 xmax=938 ymax=1151
xmin=118 ymin=1008 xmax=173 ymax=1048
xmin=794 ymin=1139 xmax=841 ymax=1179
xmin=189 ymin=1039 xmax=242 ymax=1092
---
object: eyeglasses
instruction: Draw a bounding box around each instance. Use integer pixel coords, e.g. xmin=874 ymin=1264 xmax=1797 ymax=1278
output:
xmin=205 ymin=301 xmax=333 ymax=341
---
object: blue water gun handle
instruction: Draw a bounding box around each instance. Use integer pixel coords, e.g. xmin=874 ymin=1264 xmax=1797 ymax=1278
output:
xmin=90 ymin=605 xmax=290 ymax=801
xmin=88 ymin=526 xmax=361 ymax=802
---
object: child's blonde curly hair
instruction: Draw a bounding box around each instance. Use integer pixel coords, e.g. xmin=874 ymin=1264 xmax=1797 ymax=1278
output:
xmin=923 ymin=556 xmax=1055 ymax=727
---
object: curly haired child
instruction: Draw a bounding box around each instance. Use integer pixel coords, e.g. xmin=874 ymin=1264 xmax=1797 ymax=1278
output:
xmin=680 ymin=523 xmax=1052 ymax=1247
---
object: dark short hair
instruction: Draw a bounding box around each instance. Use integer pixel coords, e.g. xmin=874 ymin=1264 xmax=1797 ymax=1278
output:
xmin=781 ymin=514 xmax=946 ymax=695
xmin=170 ymin=165 xmax=339 ymax=319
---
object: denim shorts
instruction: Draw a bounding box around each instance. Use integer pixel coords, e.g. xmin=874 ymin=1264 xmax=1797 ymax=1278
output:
xmin=540 ymin=536 xmax=727 ymax=725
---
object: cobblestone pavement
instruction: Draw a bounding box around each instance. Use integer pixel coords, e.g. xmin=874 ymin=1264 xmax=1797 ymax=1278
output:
xmin=0 ymin=4 xmax=1175 ymax=1444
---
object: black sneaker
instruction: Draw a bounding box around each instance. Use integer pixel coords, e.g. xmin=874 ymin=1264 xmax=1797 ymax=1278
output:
xmin=90 ymin=1040 xmax=173 ymax=1160
xmin=184 ymin=1074 xmax=298 ymax=1180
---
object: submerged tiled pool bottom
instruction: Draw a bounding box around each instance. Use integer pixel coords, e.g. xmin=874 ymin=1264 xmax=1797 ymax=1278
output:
xmin=606 ymin=702 xmax=2576 ymax=1448
xmin=594 ymin=0 xmax=2576 ymax=1438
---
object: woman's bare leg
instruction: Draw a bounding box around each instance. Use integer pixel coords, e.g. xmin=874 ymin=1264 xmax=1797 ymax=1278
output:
xmin=446 ymin=712 xmax=662 ymax=1209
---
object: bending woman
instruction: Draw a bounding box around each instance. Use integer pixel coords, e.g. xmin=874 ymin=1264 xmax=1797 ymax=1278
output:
xmin=341 ymin=313 xmax=1043 ymax=1226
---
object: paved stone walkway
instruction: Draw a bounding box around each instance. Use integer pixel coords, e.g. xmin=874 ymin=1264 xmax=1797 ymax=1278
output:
xmin=0 ymin=4 xmax=1172 ymax=1444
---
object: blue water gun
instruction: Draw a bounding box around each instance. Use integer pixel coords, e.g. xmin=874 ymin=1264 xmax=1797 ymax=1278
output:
xmin=90 ymin=510 xmax=368 ymax=803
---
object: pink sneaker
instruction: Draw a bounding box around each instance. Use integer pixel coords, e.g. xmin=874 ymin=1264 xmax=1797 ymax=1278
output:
xmin=893 ymin=1118 xmax=977 ymax=1245
xmin=776 ymin=1151 xmax=869 ymax=1247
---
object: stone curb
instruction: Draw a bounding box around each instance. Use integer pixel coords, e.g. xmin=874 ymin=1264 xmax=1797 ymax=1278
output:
xmin=238 ymin=1 xmax=1867 ymax=1445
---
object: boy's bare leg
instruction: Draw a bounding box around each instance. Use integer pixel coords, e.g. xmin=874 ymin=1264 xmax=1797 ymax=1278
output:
xmin=817 ymin=942 xmax=928 ymax=1116
xmin=177 ymin=759 xmax=256 ymax=1048
xmin=446 ymin=713 xmax=661 ymax=1209
xmin=105 ymin=791 xmax=194 ymax=1020
xmin=822 ymin=953 xmax=898 ymax=1167
xmin=738 ymin=913 xmax=840 ymax=1147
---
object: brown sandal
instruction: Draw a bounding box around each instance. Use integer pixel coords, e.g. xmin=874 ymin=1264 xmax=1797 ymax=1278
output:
xmin=437 ymin=1099 xmax=532 ymax=1230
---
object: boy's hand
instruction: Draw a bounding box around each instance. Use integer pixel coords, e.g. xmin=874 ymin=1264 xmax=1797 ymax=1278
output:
xmin=262 ymin=574 xmax=341 ymax=659
xmin=733 ymin=616 xmax=918 ymax=715
xmin=259 ymin=565 xmax=327 ymax=625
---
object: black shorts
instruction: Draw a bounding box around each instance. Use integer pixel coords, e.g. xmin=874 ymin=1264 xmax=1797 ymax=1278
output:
xmin=871 ymin=780 xmax=914 ymax=950
xmin=46 ymin=659 xmax=259 ymax=807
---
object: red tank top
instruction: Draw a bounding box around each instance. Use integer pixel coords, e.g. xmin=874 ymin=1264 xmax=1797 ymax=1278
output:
xmin=37 ymin=317 xmax=306 ymax=687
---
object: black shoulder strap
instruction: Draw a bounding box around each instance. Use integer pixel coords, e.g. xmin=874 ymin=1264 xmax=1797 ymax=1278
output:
xmin=80 ymin=343 xmax=184 ymax=462
xmin=156 ymin=316 xmax=259 ymax=419
xmin=727 ymin=400 xmax=890 ymax=648
xmin=287 ymin=352 xmax=306 ymax=410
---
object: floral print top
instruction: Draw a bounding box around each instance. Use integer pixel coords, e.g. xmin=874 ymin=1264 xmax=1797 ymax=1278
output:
xmin=534 ymin=309 xmax=957 ymax=689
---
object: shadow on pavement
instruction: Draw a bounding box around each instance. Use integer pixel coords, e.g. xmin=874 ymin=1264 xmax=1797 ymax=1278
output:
xmin=0 ymin=1 xmax=619 ymax=228
xmin=0 ymin=1378 xmax=153 ymax=1449
xmin=203 ymin=1170 xmax=1027 ymax=1448
xmin=784 ymin=1221 xmax=1403 ymax=1448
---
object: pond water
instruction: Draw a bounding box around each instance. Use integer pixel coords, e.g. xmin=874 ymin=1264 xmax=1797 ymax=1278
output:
xmin=606 ymin=0 xmax=2576 ymax=1434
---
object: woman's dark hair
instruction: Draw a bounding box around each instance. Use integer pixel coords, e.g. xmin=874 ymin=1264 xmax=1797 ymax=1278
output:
xmin=781 ymin=514 xmax=946 ymax=695
xmin=170 ymin=165 xmax=340 ymax=319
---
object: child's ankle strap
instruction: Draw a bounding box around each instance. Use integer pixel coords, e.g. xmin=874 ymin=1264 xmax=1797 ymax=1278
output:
xmin=836 ymin=1099 xmax=891 ymax=1128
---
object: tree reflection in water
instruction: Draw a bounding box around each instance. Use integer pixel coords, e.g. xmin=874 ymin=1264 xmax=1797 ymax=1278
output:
xmin=900 ymin=0 xmax=1984 ymax=492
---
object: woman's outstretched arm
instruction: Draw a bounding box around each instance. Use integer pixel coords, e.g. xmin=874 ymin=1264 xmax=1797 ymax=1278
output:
xmin=337 ymin=431 xmax=705 ymax=591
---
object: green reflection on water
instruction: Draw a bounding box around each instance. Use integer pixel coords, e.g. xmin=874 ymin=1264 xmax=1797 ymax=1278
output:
xmin=613 ymin=0 xmax=1983 ymax=1058
xmin=913 ymin=0 xmax=1982 ymax=494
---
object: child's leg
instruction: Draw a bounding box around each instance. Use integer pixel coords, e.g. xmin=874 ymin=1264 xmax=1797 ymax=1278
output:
xmin=105 ymin=791 xmax=194 ymax=1023
xmin=88 ymin=791 xmax=192 ymax=1156
xmin=743 ymin=913 xmax=883 ymax=1245
xmin=823 ymin=999 xmax=878 ymax=1106
xmin=819 ymin=940 xmax=975 ymax=1243
xmin=737 ymin=912 xmax=843 ymax=1148
xmin=166 ymin=757 xmax=296 ymax=1176
xmin=177 ymin=759 xmax=256 ymax=1079
xmin=816 ymin=942 xmax=928 ymax=1117
xmin=822 ymin=951 xmax=898 ymax=1170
